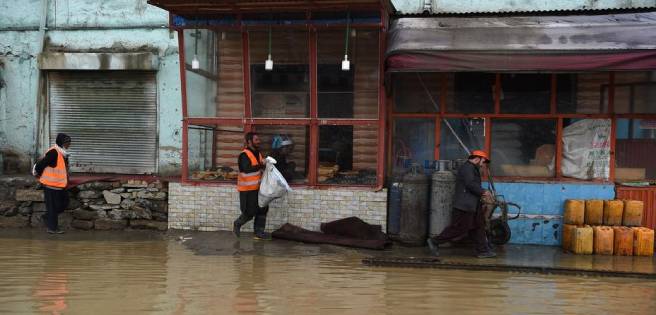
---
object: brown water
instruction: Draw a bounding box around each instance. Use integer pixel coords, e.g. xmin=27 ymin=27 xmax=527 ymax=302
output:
xmin=1 ymin=234 xmax=655 ymax=315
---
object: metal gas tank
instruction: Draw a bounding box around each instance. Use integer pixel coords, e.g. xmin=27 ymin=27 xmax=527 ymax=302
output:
xmin=399 ymin=167 xmax=430 ymax=246
xmin=430 ymin=170 xmax=456 ymax=237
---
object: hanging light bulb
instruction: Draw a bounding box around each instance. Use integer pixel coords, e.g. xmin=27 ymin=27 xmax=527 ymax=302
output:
xmin=192 ymin=29 xmax=200 ymax=69
xmin=341 ymin=55 xmax=350 ymax=71
xmin=265 ymin=54 xmax=273 ymax=71
xmin=221 ymin=32 xmax=226 ymax=40
xmin=192 ymin=55 xmax=200 ymax=69
xmin=265 ymin=25 xmax=273 ymax=71
xmin=351 ymin=29 xmax=357 ymax=37
xmin=342 ymin=12 xmax=351 ymax=71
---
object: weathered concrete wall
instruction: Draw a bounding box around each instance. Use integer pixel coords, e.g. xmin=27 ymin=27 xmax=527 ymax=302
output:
xmin=0 ymin=0 xmax=182 ymax=175
xmin=168 ymin=184 xmax=388 ymax=233
xmin=392 ymin=0 xmax=656 ymax=14
xmin=490 ymin=182 xmax=615 ymax=246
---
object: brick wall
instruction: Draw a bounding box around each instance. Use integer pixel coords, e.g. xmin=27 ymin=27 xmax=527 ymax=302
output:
xmin=168 ymin=183 xmax=387 ymax=232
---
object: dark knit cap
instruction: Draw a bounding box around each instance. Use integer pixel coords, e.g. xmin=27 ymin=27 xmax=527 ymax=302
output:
xmin=56 ymin=133 xmax=71 ymax=146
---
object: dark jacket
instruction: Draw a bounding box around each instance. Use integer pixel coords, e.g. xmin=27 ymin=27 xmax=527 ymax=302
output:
xmin=269 ymin=149 xmax=293 ymax=182
xmin=452 ymin=161 xmax=484 ymax=213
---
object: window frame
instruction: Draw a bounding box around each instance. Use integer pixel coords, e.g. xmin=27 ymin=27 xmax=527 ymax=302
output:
xmin=176 ymin=9 xmax=387 ymax=188
xmin=389 ymin=72 xmax=656 ymax=183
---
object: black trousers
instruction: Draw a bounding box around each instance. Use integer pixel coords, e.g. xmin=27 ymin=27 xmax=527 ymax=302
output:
xmin=431 ymin=207 xmax=489 ymax=253
xmin=235 ymin=190 xmax=269 ymax=234
xmin=44 ymin=187 xmax=69 ymax=231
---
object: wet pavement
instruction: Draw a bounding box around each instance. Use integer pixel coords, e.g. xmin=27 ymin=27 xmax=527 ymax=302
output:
xmin=1 ymin=229 xmax=655 ymax=314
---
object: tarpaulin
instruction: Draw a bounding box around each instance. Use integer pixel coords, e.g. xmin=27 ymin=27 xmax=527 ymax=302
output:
xmin=386 ymin=12 xmax=656 ymax=72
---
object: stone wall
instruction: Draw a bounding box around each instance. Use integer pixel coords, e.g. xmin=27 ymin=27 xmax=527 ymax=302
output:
xmin=168 ymin=183 xmax=387 ymax=232
xmin=0 ymin=178 xmax=168 ymax=231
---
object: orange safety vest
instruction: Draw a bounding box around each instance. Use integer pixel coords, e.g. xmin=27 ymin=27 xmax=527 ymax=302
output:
xmin=237 ymin=149 xmax=264 ymax=192
xmin=39 ymin=146 xmax=68 ymax=189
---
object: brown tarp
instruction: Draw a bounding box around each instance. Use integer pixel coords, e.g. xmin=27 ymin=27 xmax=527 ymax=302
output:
xmin=386 ymin=13 xmax=656 ymax=72
xmin=272 ymin=217 xmax=391 ymax=250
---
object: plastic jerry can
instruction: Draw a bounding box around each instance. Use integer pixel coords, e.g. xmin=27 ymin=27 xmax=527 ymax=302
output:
xmin=603 ymin=200 xmax=624 ymax=226
xmin=623 ymin=200 xmax=644 ymax=227
xmin=593 ymin=226 xmax=614 ymax=255
xmin=571 ymin=225 xmax=593 ymax=255
xmin=585 ymin=200 xmax=604 ymax=226
xmin=564 ymin=200 xmax=585 ymax=225
xmin=632 ymin=227 xmax=654 ymax=257
xmin=613 ymin=227 xmax=634 ymax=256
xmin=562 ymin=224 xmax=578 ymax=251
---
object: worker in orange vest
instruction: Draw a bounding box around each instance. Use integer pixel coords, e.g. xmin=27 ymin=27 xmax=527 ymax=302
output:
xmin=33 ymin=133 xmax=71 ymax=234
xmin=233 ymin=132 xmax=271 ymax=240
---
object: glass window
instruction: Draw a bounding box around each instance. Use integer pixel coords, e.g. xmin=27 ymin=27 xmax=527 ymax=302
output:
xmin=490 ymin=119 xmax=556 ymax=177
xmin=616 ymin=119 xmax=656 ymax=181
xmin=317 ymin=30 xmax=379 ymax=118
xmin=188 ymin=124 xmax=243 ymax=181
xmin=612 ymin=71 xmax=656 ymax=114
xmin=448 ymin=73 xmax=495 ymax=113
xmin=393 ymin=73 xmax=440 ymax=113
xmin=253 ymin=125 xmax=309 ymax=184
xmin=318 ymin=125 xmax=378 ymax=185
xmin=557 ymin=73 xmax=609 ymax=114
xmin=500 ymin=74 xmax=551 ymax=114
xmin=392 ymin=119 xmax=435 ymax=172
xmin=184 ymin=30 xmax=244 ymax=117
xmin=440 ymin=118 xmax=486 ymax=161
xmin=249 ymin=30 xmax=309 ymax=118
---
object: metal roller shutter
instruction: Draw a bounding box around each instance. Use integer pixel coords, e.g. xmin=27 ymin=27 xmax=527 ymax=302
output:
xmin=48 ymin=71 xmax=157 ymax=174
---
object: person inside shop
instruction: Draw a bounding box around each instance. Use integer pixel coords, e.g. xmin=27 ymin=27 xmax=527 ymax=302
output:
xmin=33 ymin=133 xmax=72 ymax=234
xmin=427 ymin=150 xmax=497 ymax=258
xmin=233 ymin=132 xmax=273 ymax=240
xmin=269 ymin=135 xmax=296 ymax=182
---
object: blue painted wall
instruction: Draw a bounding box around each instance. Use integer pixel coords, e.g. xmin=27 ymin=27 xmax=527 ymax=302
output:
xmin=486 ymin=182 xmax=615 ymax=245
xmin=0 ymin=0 xmax=182 ymax=175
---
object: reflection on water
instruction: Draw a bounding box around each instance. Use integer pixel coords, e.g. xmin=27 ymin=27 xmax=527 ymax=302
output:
xmin=0 ymin=235 xmax=655 ymax=314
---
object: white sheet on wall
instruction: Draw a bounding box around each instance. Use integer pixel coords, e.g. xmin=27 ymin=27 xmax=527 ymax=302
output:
xmin=556 ymin=119 xmax=611 ymax=180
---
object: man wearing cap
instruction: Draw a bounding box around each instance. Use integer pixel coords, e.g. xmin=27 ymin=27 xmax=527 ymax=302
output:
xmin=33 ymin=133 xmax=71 ymax=234
xmin=427 ymin=150 xmax=496 ymax=258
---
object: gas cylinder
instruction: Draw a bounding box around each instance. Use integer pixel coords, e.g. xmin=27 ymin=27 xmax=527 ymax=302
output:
xmin=429 ymin=170 xmax=456 ymax=237
xmin=399 ymin=165 xmax=430 ymax=246
xmin=387 ymin=173 xmax=404 ymax=236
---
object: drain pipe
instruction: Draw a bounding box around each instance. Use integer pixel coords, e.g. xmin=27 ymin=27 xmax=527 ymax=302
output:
xmin=422 ymin=0 xmax=433 ymax=14
xmin=33 ymin=0 xmax=49 ymax=161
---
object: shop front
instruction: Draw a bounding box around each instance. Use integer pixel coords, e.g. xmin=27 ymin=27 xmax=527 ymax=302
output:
xmin=387 ymin=12 xmax=656 ymax=244
xmin=148 ymin=0 xmax=394 ymax=232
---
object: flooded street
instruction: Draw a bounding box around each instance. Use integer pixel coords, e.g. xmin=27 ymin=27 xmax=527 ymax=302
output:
xmin=1 ymin=230 xmax=655 ymax=314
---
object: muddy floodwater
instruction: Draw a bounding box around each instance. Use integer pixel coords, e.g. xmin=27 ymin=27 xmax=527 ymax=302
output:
xmin=1 ymin=230 xmax=655 ymax=314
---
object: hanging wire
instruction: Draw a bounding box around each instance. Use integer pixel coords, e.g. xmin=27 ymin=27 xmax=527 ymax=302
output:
xmin=268 ymin=24 xmax=272 ymax=58
xmin=194 ymin=29 xmax=200 ymax=55
xmin=344 ymin=11 xmax=350 ymax=56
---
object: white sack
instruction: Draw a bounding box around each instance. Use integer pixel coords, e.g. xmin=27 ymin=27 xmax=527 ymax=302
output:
xmin=558 ymin=119 xmax=611 ymax=180
xmin=258 ymin=162 xmax=292 ymax=207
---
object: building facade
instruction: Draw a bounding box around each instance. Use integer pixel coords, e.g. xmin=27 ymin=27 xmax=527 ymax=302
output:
xmin=0 ymin=0 xmax=182 ymax=176
xmin=2 ymin=0 xmax=656 ymax=245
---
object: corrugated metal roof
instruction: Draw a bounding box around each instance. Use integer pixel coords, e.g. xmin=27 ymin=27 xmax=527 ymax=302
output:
xmin=392 ymin=0 xmax=656 ymax=15
xmin=387 ymin=12 xmax=656 ymax=53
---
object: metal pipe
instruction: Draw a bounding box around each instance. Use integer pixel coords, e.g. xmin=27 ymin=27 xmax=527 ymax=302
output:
xmin=416 ymin=73 xmax=471 ymax=154
xmin=0 ymin=25 xmax=169 ymax=31
xmin=33 ymin=0 xmax=49 ymax=160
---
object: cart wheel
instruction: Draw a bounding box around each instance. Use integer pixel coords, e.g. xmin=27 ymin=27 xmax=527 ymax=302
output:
xmin=488 ymin=218 xmax=511 ymax=245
